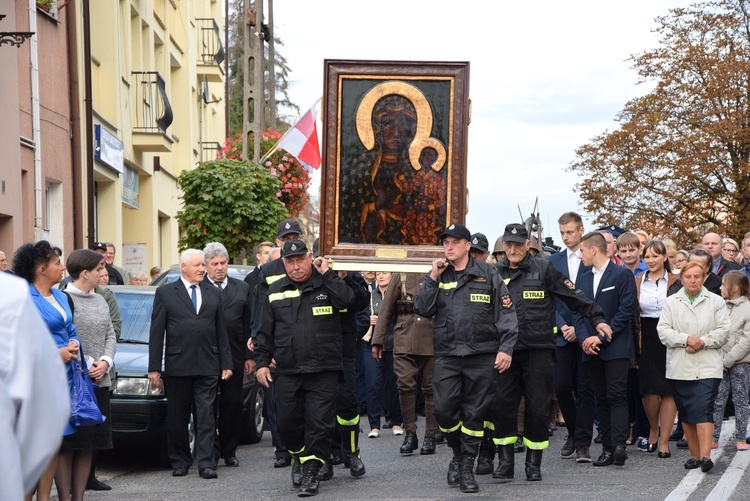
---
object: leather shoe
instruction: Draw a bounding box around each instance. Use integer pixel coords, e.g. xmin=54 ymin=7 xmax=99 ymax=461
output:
xmin=658 ymin=449 xmax=671 ymax=458
xmin=85 ymin=478 xmax=112 ymax=491
xmin=274 ymin=456 xmax=292 ymax=468
xmin=669 ymin=430 xmax=683 ymax=441
xmin=677 ymin=438 xmax=689 ymax=449
xmin=199 ymin=467 xmax=218 ymax=479
xmin=381 ymin=420 xmax=394 ymax=429
xmin=593 ymin=451 xmax=614 ymax=467
xmin=684 ymin=458 xmax=700 ymax=469
xmin=224 ymin=456 xmax=239 ymax=467
xmin=594 ymin=431 xmax=603 ymax=444
xmin=421 ymin=435 xmax=436 ymax=455
xmin=613 ymin=446 xmax=627 ymax=466
xmin=172 ymin=467 xmax=188 ymax=477
xmin=700 ymin=457 xmax=714 ymax=472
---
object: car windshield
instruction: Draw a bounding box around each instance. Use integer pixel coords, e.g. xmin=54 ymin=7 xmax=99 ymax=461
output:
xmin=115 ymin=292 xmax=153 ymax=343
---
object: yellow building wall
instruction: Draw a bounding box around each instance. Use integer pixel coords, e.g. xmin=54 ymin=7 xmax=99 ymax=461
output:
xmin=81 ymin=0 xmax=225 ymax=272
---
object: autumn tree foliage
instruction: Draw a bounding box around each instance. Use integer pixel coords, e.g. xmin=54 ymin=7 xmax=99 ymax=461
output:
xmin=569 ymin=0 xmax=750 ymax=246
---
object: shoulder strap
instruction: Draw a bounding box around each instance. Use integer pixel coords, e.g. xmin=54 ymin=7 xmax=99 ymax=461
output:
xmin=63 ymin=290 xmax=75 ymax=317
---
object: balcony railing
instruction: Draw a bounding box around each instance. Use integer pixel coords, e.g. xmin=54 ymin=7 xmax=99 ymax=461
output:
xmin=131 ymin=71 xmax=173 ymax=134
xmin=196 ymin=18 xmax=224 ymax=66
xmin=201 ymin=141 xmax=222 ymax=162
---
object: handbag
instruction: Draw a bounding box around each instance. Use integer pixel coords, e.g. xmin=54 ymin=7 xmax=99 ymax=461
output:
xmin=69 ymin=346 xmax=106 ymax=427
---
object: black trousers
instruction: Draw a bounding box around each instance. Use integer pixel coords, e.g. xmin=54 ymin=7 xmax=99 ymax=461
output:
xmin=262 ymin=380 xmax=290 ymax=460
xmin=216 ymin=368 xmax=243 ymax=459
xmin=587 ymin=357 xmax=629 ymax=451
xmin=555 ymin=342 xmax=595 ymax=447
xmin=433 ymin=353 xmax=496 ymax=456
xmin=493 ymin=349 xmax=554 ymax=449
xmin=336 ymin=336 xmax=359 ymax=422
xmin=275 ymin=371 xmax=338 ymax=464
xmin=164 ymin=375 xmax=218 ymax=469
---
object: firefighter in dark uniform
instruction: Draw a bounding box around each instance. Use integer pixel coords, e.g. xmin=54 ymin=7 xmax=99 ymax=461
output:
xmin=414 ymin=224 xmax=518 ymax=494
xmin=314 ymin=239 xmax=371 ymax=481
xmin=254 ymin=240 xmax=355 ymax=497
xmin=491 ymin=223 xmax=611 ymax=483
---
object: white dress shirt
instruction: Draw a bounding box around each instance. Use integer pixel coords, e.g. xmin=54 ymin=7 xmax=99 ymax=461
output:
xmin=639 ymin=270 xmax=668 ymax=318
xmin=181 ymin=277 xmax=202 ymax=313
xmin=567 ymin=247 xmax=582 ymax=285
xmin=592 ymin=259 xmax=610 ymax=297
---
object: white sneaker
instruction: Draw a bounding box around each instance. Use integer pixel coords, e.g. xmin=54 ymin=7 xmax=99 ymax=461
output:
xmin=368 ymin=429 xmax=380 ymax=438
xmin=393 ymin=426 xmax=404 ymax=436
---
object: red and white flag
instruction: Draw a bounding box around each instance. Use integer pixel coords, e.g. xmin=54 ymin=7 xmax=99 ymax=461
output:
xmin=276 ymin=104 xmax=321 ymax=171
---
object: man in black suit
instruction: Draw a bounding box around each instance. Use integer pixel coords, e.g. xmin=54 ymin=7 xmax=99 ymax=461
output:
xmin=148 ymin=249 xmax=233 ymax=479
xmin=203 ymin=242 xmax=254 ymax=468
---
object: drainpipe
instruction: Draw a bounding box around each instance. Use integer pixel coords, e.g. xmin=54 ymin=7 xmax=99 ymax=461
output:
xmin=28 ymin=0 xmax=43 ymax=241
xmin=83 ymin=0 xmax=94 ymax=248
xmin=67 ymin=0 xmax=83 ymax=247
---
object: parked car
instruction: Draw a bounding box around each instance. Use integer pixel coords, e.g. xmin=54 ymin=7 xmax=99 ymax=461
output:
xmin=149 ymin=264 xmax=254 ymax=286
xmin=108 ymin=285 xmax=264 ymax=463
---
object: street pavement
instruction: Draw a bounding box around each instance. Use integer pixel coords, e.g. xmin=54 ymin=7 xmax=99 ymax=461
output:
xmin=70 ymin=416 xmax=750 ymax=501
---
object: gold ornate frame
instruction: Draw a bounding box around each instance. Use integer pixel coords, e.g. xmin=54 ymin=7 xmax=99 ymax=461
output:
xmin=320 ymin=60 xmax=470 ymax=271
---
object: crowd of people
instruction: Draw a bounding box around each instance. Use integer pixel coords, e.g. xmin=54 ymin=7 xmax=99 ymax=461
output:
xmin=4 ymin=212 xmax=750 ymax=499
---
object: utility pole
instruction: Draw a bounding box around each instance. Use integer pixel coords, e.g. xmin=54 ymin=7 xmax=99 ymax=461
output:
xmin=266 ymin=0 xmax=276 ymax=129
xmin=242 ymin=0 xmax=264 ymax=161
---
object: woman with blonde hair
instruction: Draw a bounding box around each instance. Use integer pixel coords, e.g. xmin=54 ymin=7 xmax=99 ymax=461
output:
xmin=722 ymin=238 xmax=742 ymax=266
xmin=713 ymin=271 xmax=750 ymax=451
xmin=658 ymin=262 xmax=729 ymax=472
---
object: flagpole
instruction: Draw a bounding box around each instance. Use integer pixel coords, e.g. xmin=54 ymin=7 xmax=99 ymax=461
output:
xmin=259 ymin=97 xmax=322 ymax=164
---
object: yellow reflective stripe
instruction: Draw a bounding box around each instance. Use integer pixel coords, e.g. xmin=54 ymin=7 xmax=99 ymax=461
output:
xmin=553 ymin=326 xmax=558 ymax=334
xmin=439 ymin=421 xmax=462 ymax=434
xmin=461 ymin=425 xmax=484 ymax=437
xmin=470 ymin=293 xmax=491 ymax=303
xmin=288 ymin=446 xmax=305 ymax=455
xmin=268 ymin=289 xmax=301 ymax=302
xmin=483 ymin=421 xmax=495 ymax=431
xmin=523 ymin=290 xmax=545 ymax=299
xmin=266 ymin=273 xmax=285 ymax=285
xmin=523 ymin=437 xmax=549 ymax=450
xmin=339 ymin=308 xmax=348 ymax=313
xmin=439 ymin=281 xmax=458 ymax=290
xmin=503 ymin=278 xmax=511 ymax=285
xmin=336 ymin=415 xmax=360 ymax=427
xmin=493 ymin=436 xmax=518 ymax=446
xmin=312 ymin=306 xmax=333 ymax=316
xmin=299 ymin=455 xmax=325 ymax=464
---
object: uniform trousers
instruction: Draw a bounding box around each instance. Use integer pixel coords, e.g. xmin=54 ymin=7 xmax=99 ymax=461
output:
xmin=433 ymin=353 xmax=496 ymax=456
xmin=493 ymin=349 xmax=554 ymax=449
xmin=275 ymin=371 xmax=338 ymax=464
xmin=394 ymin=354 xmax=437 ymax=436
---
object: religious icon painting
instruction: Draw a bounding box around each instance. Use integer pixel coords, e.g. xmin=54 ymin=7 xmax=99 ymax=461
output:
xmin=320 ymin=60 xmax=470 ymax=271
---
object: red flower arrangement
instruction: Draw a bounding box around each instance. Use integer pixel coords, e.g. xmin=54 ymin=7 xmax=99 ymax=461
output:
xmin=217 ymin=129 xmax=311 ymax=218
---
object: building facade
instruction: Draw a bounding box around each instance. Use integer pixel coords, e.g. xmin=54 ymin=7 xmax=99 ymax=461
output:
xmin=0 ymin=0 xmax=226 ymax=274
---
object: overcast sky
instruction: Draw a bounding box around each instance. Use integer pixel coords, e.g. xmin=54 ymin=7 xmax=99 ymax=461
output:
xmin=272 ymin=0 xmax=683 ymax=247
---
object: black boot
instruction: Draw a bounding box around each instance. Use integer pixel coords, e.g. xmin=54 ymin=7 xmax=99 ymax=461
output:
xmin=447 ymin=455 xmax=461 ymax=487
xmin=291 ymin=455 xmax=303 ymax=487
xmin=492 ymin=444 xmax=514 ymax=482
xmin=420 ymin=435 xmax=436 ymax=455
xmin=317 ymin=458 xmax=333 ymax=481
xmin=400 ymin=431 xmax=418 ymax=454
xmin=525 ymin=449 xmax=543 ymax=481
xmin=475 ymin=437 xmax=495 ymax=475
xmin=435 ymin=430 xmax=446 ymax=443
xmin=340 ymin=424 xmax=366 ymax=477
xmin=298 ymin=461 xmax=322 ymax=497
xmin=459 ymin=454 xmax=479 ymax=493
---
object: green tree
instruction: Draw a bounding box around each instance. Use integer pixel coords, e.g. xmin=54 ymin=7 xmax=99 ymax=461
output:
xmin=569 ymin=0 xmax=750 ymax=246
xmin=176 ymin=159 xmax=287 ymax=257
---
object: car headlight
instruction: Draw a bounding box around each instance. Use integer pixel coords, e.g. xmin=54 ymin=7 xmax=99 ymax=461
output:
xmin=113 ymin=377 xmax=163 ymax=396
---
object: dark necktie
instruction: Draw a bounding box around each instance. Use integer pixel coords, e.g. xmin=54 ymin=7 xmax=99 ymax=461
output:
xmin=215 ymin=281 xmax=223 ymax=291
xmin=190 ymin=285 xmax=198 ymax=312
